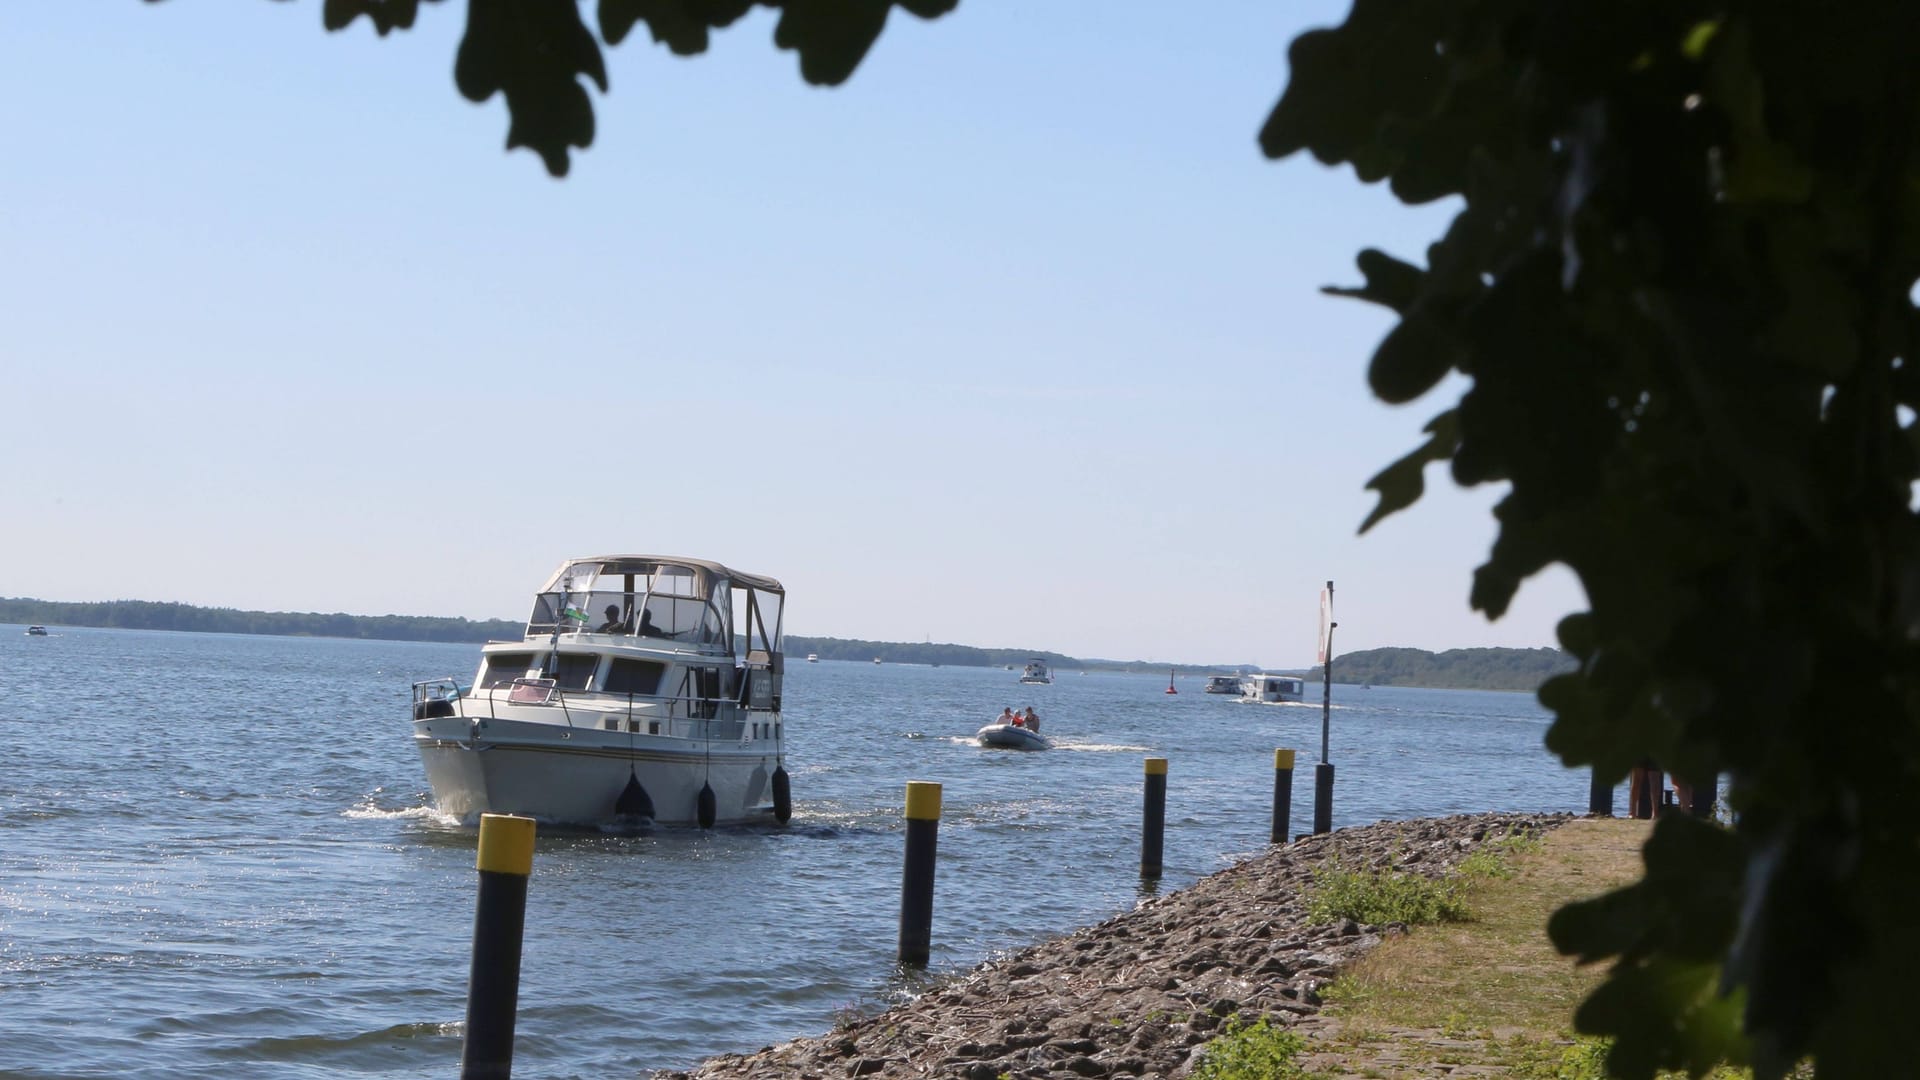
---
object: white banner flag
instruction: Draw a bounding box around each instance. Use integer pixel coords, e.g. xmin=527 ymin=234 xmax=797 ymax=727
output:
xmin=1316 ymin=583 xmax=1334 ymax=664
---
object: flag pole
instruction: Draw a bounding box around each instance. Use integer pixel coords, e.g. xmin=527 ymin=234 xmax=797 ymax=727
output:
xmin=1314 ymin=581 xmax=1336 ymax=834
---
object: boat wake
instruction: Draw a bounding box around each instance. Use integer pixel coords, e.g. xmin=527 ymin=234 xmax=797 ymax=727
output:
xmin=343 ymin=798 xmax=460 ymax=827
xmin=1054 ymin=741 xmax=1154 ymax=753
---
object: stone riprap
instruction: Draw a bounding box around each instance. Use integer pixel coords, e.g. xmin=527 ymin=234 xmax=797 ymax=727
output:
xmin=657 ymin=811 xmax=1571 ymax=1080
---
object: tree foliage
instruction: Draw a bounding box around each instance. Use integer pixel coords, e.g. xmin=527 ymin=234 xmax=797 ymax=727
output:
xmin=139 ymin=2 xmax=1920 ymax=1075
xmin=155 ymin=0 xmax=958 ymax=175
xmin=1264 ymin=3 xmax=1920 ymax=1077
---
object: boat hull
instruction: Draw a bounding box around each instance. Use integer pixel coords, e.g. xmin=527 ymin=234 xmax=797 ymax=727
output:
xmin=975 ymin=723 xmax=1051 ymax=750
xmin=414 ymin=715 xmax=780 ymax=825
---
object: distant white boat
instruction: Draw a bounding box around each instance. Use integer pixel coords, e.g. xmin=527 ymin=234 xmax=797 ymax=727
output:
xmin=873 ymin=657 xmax=882 ymax=664
xmin=1019 ymin=659 xmax=1053 ymax=684
xmin=1241 ymin=674 xmax=1305 ymax=704
xmin=1203 ymin=675 xmax=1243 ymax=695
xmin=806 ymin=653 xmax=819 ymax=663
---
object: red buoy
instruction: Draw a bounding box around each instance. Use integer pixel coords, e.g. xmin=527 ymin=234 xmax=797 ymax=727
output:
xmin=1165 ymin=668 xmax=1177 ymax=694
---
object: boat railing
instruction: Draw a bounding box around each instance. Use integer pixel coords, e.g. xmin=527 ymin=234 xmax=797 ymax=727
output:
xmin=429 ymin=682 xmax=769 ymax=742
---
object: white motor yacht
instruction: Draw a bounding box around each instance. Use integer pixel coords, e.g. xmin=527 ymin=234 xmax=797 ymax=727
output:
xmin=1018 ymin=659 xmax=1053 ymax=684
xmin=1240 ymin=673 xmax=1306 ymax=704
xmin=1203 ymin=675 xmax=1243 ymax=695
xmin=410 ymin=555 xmax=788 ymax=827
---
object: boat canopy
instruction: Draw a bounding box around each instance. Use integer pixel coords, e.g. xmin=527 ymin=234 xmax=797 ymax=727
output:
xmin=523 ymin=555 xmax=784 ymax=658
xmin=536 ymin=555 xmax=783 ymax=597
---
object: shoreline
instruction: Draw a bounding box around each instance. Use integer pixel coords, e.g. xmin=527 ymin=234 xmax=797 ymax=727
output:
xmin=657 ymin=811 xmax=1571 ymax=1080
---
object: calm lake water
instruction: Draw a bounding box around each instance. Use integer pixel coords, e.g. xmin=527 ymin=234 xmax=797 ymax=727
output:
xmin=0 ymin=627 xmax=1583 ymax=1079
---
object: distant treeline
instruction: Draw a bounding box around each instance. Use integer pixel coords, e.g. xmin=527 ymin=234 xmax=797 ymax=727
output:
xmin=4 ymin=597 xmax=1566 ymax=688
xmin=780 ymin=637 xmax=1250 ymax=674
xmin=0 ymin=598 xmax=521 ymax=644
xmin=1306 ymin=646 xmax=1573 ymax=691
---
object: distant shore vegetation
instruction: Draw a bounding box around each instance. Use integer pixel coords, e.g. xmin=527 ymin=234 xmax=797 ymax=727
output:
xmin=0 ymin=597 xmax=522 ymax=644
xmin=4 ymin=598 xmax=1568 ymax=690
xmin=1305 ymin=646 xmax=1575 ymax=692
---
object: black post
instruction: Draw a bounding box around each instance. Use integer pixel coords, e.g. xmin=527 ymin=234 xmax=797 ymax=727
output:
xmin=1315 ymin=583 xmax=1336 ymax=835
xmin=1270 ymin=748 xmax=1296 ymax=844
xmin=1312 ymin=763 xmax=1335 ymax=835
xmin=1588 ymin=769 xmax=1614 ymax=817
xmin=462 ymin=813 xmax=537 ymax=1080
xmin=1141 ymin=757 xmax=1167 ymax=879
xmin=896 ymin=781 xmax=941 ymax=966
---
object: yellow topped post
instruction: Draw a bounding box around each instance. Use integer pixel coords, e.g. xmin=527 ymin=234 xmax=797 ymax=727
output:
xmin=476 ymin=813 xmax=536 ymax=876
xmin=904 ymin=781 xmax=943 ymax=822
xmin=1141 ymin=757 xmax=1168 ymax=878
xmin=898 ymin=781 xmax=943 ymax=965
xmin=463 ymin=813 xmax=537 ymax=1080
xmin=1272 ymin=748 xmax=1298 ymax=844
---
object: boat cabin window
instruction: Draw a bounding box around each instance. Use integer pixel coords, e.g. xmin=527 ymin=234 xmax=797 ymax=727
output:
xmin=604 ymin=658 xmax=666 ymax=696
xmin=552 ymin=653 xmax=598 ymax=692
xmin=524 ymin=594 xmax=561 ymax=636
xmin=734 ymin=586 xmax=783 ymax=657
xmin=480 ymin=652 xmax=537 ymax=688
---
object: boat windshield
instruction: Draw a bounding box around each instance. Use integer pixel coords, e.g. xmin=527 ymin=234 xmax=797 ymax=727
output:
xmin=522 ymin=558 xmax=783 ymax=656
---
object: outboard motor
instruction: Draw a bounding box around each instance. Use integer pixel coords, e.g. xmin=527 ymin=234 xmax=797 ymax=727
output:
xmin=413 ymin=697 xmax=455 ymax=720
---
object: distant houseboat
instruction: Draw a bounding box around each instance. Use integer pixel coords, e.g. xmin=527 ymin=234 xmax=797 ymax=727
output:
xmin=1203 ymin=675 xmax=1243 ymax=695
xmin=1241 ymin=674 xmax=1306 ymax=704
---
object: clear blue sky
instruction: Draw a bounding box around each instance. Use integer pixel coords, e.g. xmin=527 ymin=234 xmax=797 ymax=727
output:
xmin=0 ymin=1 xmax=1584 ymax=667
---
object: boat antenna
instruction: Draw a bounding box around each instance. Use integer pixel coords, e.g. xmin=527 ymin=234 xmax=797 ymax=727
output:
xmin=546 ymin=573 xmax=574 ymax=677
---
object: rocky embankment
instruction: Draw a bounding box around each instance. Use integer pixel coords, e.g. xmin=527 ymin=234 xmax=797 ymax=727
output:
xmin=659 ymin=811 xmax=1570 ymax=1080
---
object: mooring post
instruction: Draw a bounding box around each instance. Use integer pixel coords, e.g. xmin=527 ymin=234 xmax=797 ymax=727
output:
xmin=1271 ymin=748 xmax=1296 ymax=844
xmin=1312 ymin=763 xmax=1335 ymax=835
xmin=1142 ymin=757 xmax=1168 ymax=879
xmin=1588 ymin=768 xmax=1614 ymax=817
xmin=896 ymin=781 xmax=942 ymax=966
xmin=461 ymin=813 xmax=536 ymax=1080
xmin=1314 ymin=582 xmax=1336 ymax=835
